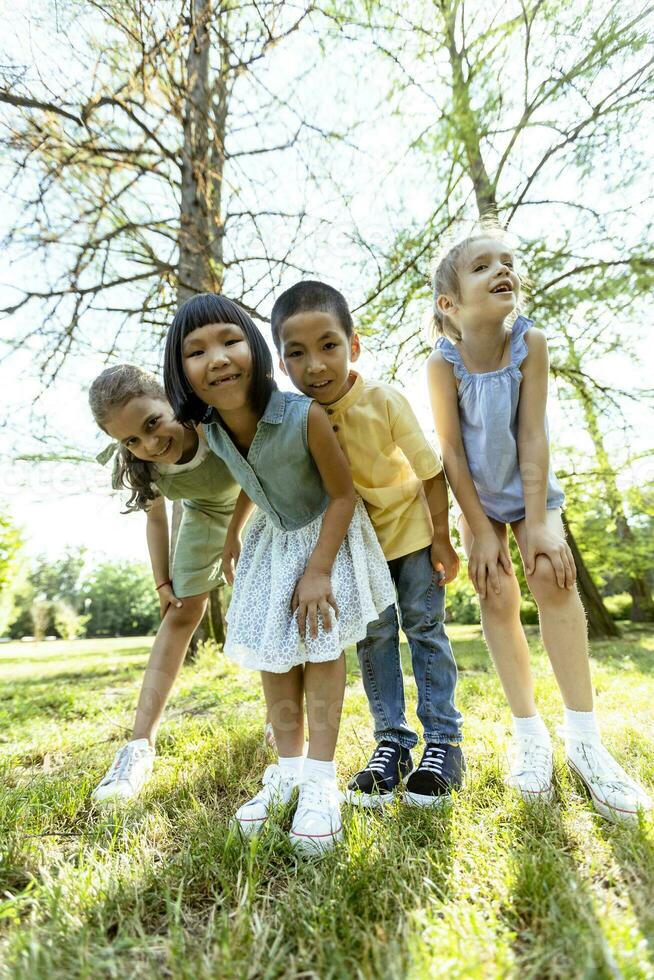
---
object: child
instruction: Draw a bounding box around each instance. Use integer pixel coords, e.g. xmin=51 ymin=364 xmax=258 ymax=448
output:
xmin=88 ymin=364 xmax=240 ymax=802
xmin=426 ymin=229 xmax=651 ymax=822
xmin=271 ymin=280 xmax=464 ymax=808
xmin=163 ymin=293 xmax=395 ymax=851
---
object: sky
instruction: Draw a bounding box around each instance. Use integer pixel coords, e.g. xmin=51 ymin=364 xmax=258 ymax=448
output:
xmin=1 ymin=1 xmax=652 ymax=570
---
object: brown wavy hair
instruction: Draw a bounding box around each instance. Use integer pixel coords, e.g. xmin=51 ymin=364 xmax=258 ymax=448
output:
xmin=89 ymin=364 xmax=167 ymax=513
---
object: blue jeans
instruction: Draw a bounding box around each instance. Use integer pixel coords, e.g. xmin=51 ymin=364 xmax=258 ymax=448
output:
xmin=356 ymin=546 xmax=462 ymax=749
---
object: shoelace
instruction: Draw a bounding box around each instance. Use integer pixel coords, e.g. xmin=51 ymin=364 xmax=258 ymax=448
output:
xmin=514 ymin=737 xmax=551 ymax=775
xmin=297 ymin=779 xmax=339 ymax=815
xmin=418 ymin=745 xmax=446 ymax=775
xmin=567 ymin=738 xmax=637 ymax=794
xmin=253 ymin=765 xmax=296 ymax=803
xmin=365 ymin=746 xmax=396 ymax=774
xmin=102 ymin=744 xmax=142 ymax=785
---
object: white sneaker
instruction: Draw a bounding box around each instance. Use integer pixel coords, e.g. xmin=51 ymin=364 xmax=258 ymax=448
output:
xmin=289 ymin=779 xmax=343 ymax=854
xmin=564 ymin=734 xmax=652 ymax=824
xmin=233 ymin=764 xmax=299 ymax=837
xmin=507 ymin=733 xmax=554 ymax=802
xmin=92 ymin=738 xmax=155 ymax=803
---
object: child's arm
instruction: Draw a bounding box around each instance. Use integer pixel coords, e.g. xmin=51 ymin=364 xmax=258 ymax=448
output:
xmin=145 ymin=495 xmax=183 ymax=616
xmin=427 ymin=351 xmax=513 ymax=597
xmin=222 ymin=489 xmax=255 ymax=586
xmin=292 ymin=402 xmax=357 ymax=640
xmin=517 ymin=329 xmax=575 ymax=589
xmin=386 ymin=389 xmax=458 ymax=583
xmin=423 ymin=471 xmax=460 ymax=584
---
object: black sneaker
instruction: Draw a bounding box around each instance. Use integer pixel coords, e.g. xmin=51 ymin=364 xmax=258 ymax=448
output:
xmin=404 ymin=743 xmax=465 ymax=807
xmin=345 ymin=741 xmax=414 ymax=808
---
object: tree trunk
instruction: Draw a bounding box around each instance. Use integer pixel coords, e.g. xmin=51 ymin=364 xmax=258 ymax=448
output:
xmin=564 ymin=334 xmax=654 ymax=621
xmin=562 ymin=513 xmax=620 ymax=639
xmin=176 ymin=0 xmax=227 ymax=654
xmin=441 ymin=0 xmax=497 ymax=216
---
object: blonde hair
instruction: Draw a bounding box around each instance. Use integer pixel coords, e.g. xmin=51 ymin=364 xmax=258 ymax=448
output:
xmin=89 ymin=364 xmax=166 ymax=513
xmin=429 ymin=219 xmax=523 ymax=342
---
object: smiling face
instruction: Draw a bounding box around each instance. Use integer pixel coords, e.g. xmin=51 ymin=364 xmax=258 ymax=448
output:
xmin=278 ymin=310 xmax=360 ymax=405
xmin=104 ymin=396 xmax=190 ymax=465
xmin=182 ymin=321 xmax=253 ymax=412
xmin=439 ymin=237 xmax=520 ymax=329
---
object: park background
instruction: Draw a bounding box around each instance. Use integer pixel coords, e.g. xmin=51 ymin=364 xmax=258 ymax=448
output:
xmin=1 ymin=1 xmax=653 ymax=978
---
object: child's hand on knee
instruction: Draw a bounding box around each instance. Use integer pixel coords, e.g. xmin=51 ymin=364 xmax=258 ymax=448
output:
xmin=468 ymin=531 xmax=513 ymax=598
xmin=158 ymin=583 xmax=183 ymax=618
xmin=524 ymin=524 xmax=576 ymax=590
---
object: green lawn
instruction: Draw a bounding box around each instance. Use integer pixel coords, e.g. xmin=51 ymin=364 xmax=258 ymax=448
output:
xmin=1 ymin=627 xmax=653 ymax=979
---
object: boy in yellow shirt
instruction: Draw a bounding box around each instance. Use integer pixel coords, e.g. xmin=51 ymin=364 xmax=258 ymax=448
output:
xmin=271 ymin=281 xmax=464 ymax=806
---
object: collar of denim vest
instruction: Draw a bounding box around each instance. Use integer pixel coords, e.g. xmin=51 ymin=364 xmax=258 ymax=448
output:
xmin=324 ymin=370 xmax=364 ymax=416
xmin=260 ymin=387 xmax=285 ymax=424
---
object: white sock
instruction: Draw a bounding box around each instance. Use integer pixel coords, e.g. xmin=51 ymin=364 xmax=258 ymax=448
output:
xmin=513 ymin=714 xmax=549 ymax=740
xmin=303 ymin=757 xmax=337 ymax=785
xmin=278 ymin=755 xmax=304 ymax=775
xmin=563 ymin=708 xmax=601 ymax=747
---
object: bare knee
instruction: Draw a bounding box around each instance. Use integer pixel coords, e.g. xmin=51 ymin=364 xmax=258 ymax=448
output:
xmin=165 ymin=594 xmax=207 ymax=631
xmin=479 ymin=571 xmax=521 ymax=618
xmin=526 ymin=557 xmax=565 ymax=607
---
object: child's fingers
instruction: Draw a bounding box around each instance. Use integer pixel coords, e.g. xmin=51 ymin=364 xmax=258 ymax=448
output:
xmin=296 ymin=602 xmax=306 ymax=639
xmin=433 ymin=560 xmax=446 ymax=586
xmin=327 ymin=593 xmax=339 ymax=618
xmin=319 ymin=600 xmax=332 ymax=633
xmin=488 ymin=562 xmax=501 ymax=595
xmin=222 ymin=556 xmax=234 ymax=586
xmin=551 ymin=552 xmax=566 ymax=589
xmin=307 ymin=602 xmax=319 ymax=639
xmin=162 ymin=586 xmax=182 ymax=609
xmin=564 ymin=544 xmax=577 ymax=587
xmin=500 ymin=548 xmax=513 ymax=576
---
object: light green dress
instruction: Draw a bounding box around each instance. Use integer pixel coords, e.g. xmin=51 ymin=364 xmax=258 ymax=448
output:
xmin=154 ymin=436 xmax=239 ymax=598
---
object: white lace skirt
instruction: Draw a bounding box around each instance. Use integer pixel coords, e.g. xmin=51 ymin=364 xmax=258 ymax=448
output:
xmin=224 ymin=498 xmax=395 ymax=672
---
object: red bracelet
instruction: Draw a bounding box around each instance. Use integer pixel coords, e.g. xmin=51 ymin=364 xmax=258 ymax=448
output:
xmin=155 ymin=579 xmax=172 ymax=591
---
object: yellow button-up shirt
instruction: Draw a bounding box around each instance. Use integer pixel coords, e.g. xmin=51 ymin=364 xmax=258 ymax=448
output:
xmin=325 ymin=372 xmax=442 ymax=561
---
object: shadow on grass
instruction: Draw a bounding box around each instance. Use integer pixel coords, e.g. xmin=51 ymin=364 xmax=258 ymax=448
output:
xmin=503 ymin=797 xmax=618 ymax=979
xmin=587 ymin=625 xmax=654 ymax=675
xmin=605 ymin=817 xmax=654 ymax=967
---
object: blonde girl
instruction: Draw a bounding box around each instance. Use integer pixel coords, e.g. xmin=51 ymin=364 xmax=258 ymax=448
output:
xmin=426 ymin=231 xmax=650 ymax=823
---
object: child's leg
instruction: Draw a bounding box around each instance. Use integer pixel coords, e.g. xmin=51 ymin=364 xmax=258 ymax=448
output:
xmin=260 ymin=666 xmax=305 ymax=757
xmin=132 ymin=592 xmax=209 ymax=744
xmin=303 ymin=653 xmax=346 ymax=761
xmin=459 ymin=517 xmax=537 ymax=717
xmin=290 ymin=654 xmax=345 ymax=853
xmin=92 ymin=591 xmax=208 ymax=802
xmin=511 ymin=511 xmax=592 ymax=712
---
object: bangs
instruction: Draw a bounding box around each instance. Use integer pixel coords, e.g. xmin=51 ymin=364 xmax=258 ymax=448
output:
xmin=163 ymin=293 xmax=276 ymax=424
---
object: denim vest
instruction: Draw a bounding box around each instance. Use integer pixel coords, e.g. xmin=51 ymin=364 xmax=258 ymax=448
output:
xmin=203 ymin=389 xmax=329 ymax=531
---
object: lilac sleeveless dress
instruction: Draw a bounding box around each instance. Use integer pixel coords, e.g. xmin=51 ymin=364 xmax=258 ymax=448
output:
xmin=435 ymin=316 xmax=565 ymax=524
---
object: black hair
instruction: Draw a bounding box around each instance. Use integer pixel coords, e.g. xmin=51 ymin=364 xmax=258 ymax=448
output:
xmin=164 ymin=293 xmax=276 ymax=423
xmin=270 ymin=280 xmax=354 ymax=352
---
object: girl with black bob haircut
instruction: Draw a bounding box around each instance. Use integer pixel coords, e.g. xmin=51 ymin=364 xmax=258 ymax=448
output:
xmin=161 ymin=290 xmax=395 ymax=854
xmin=164 ymin=292 xmax=276 ymax=424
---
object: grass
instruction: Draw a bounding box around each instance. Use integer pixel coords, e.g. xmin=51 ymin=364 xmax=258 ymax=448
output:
xmin=1 ymin=626 xmax=653 ymax=979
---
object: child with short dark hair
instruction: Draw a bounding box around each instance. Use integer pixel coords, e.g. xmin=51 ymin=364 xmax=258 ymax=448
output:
xmin=272 ymin=280 xmax=464 ymax=807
